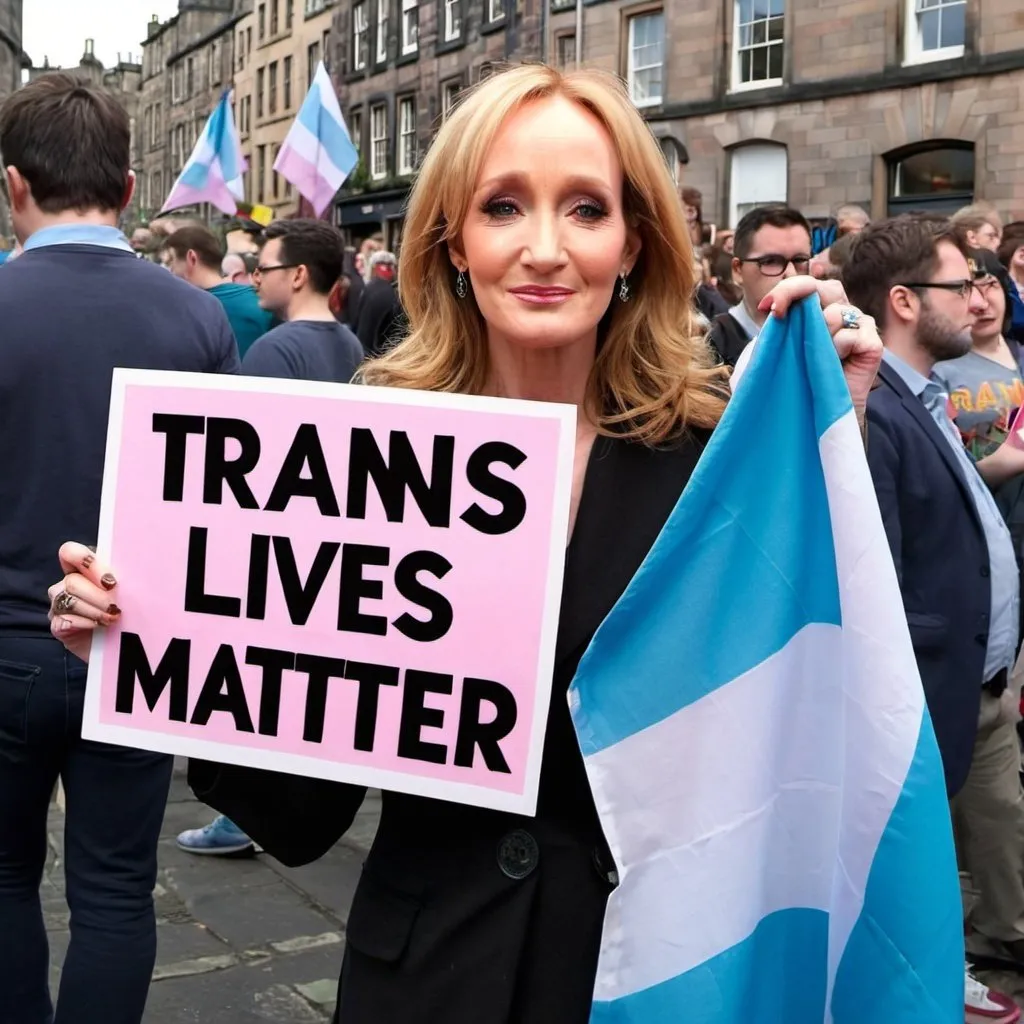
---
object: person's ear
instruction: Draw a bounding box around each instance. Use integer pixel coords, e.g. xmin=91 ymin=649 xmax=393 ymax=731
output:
xmin=121 ymin=171 xmax=137 ymax=212
xmin=6 ymin=166 xmax=29 ymax=211
xmin=888 ymin=285 xmax=919 ymax=327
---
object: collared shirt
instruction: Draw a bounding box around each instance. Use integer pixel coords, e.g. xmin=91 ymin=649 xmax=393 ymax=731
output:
xmin=728 ymin=301 xmax=761 ymax=342
xmin=23 ymin=223 xmax=134 ymax=254
xmin=884 ymin=349 xmax=1020 ymax=680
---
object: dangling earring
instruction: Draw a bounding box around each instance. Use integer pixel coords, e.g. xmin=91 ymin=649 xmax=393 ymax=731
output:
xmin=618 ymin=274 xmax=630 ymax=302
xmin=456 ymin=270 xmax=468 ymax=299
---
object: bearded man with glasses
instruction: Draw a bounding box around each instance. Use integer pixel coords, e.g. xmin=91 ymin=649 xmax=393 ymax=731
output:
xmin=846 ymin=214 xmax=1024 ymax=1019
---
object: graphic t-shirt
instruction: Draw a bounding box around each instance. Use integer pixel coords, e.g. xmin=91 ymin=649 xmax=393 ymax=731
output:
xmin=935 ymin=350 xmax=1024 ymax=459
xmin=935 ymin=348 xmax=1024 ymax=563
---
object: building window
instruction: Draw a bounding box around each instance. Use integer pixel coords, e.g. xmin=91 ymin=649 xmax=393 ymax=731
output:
xmin=308 ymin=41 xmax=320 ymax=87
xmin=210 ymin=42 xmax=220 ymax=86
xmin=401 ymin=0 xmax=418 ymax=54
xmin=323 ymin=30 xmax=331 ymax=66
xmin=627 ymin=12 xmax=664 ymax=108
xmin=376 ymin=0 xmax=389 ymax=61
xmin=487 ymin=0 xmax=503 ymax=21
xmin=286 ymin=0 xmax=294 ymax=28
xmin=258 ymin=2 xmax=266 ymax=40
xmin=354 ymin=3 xmax=368 ymax=70
xmin=398 ymin=96 xmax=416 ymax=175
xmin=256 ymin=67 xmax=265 ymax=118
xmin=237 ymin=31 xmax=245 ymax=69
xmin=556 ymin=32 xmax=575 ymax=68
xmin=257 ymin=145 xmax=267 ymax=202
xmin=441 ymin=80 xmax=460 ymax=119
xmin=154 ymin=102 xmax=162 ymax=143
xmin=186 ymin=57 xmax=195 ymax=98
xmin=247 ymin=26 xmax=253 ymax=54
xmin=729 ymin=142 xmax=787 ymax=226
xmin=152 ymin=171 xmax=162 ymax=205
xmin=444 ymin=0 xmax=461 ymax=40
xmin=273 ymin=145 xmax=281 ymax=198
xmin=887 ymin=142 xmax=974 ymax=215
xmin=350 ymin=108 xmax=362 ymax=152
xmin=283 ymin=56 xmax=292 ymax=108
xmin=268 ymin=61 xmax=278 ymax=115
xmin=905 ymin=0 xmax=966 ymax=64
xmin=306 ymin=0 xmax=328 ymax=12
xmin=271 ymin=0 xmax=279 ymax=34
xmin=370 ymin=102 xmax=388 ymax=179
xmin=733 ymin=0 xmax=784 ymax=89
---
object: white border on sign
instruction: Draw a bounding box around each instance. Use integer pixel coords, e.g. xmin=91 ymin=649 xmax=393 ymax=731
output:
xmin=83 ymin=367 xmax=577 ymax=817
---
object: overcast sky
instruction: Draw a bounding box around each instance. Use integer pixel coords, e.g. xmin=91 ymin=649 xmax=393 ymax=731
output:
xmin=23 ymin=0 xmax=181 ymax=70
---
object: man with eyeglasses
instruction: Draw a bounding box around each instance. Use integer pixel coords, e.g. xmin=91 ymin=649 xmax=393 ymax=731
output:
xmin=845 ymin=214 xmax=1024 ymax=1016
xmin=707 ymin=204 xmax=813 ymax=368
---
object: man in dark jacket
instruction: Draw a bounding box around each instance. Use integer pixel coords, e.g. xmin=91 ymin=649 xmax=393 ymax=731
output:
xmin=0 ymin=74 xmax=239 ymax=1024
xmin=846 ymin=214 xmax=1024 ymax=972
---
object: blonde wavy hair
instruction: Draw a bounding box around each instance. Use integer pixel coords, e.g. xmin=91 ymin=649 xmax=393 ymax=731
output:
xmin=361 ymin=63 xmax=727 ymax=444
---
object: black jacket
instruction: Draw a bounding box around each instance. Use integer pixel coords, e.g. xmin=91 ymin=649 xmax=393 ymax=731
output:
xmin=189 ymin=431 xmax=707 ymax=1024
xmin=866 ymin=361 xmax=992 ymax=795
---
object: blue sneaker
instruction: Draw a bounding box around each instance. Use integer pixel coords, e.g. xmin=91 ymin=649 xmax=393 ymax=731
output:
xmin=176 ymin=815 xmax=255 ymax=856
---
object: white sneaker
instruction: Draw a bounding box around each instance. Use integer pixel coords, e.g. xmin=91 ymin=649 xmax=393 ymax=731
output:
xmin=966 ymin=965 xmax=1020 ymax=1024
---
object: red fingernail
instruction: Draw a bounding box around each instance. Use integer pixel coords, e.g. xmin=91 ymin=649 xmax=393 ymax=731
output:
xmin=100 ymin=574 xmax=117 ymax=590
xmin=107 ymin=604 xmax=122 ymax=616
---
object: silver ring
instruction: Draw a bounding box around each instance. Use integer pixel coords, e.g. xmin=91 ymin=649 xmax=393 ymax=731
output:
xmin=53 ymin=591 xmax=77 ymax=615
xmin=841 ymin=307 xmax=862 ymax=330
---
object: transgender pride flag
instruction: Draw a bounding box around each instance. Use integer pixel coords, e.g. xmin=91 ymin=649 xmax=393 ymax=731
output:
xmin=161 ymin=91 xmax=246 ymax=216
xmin=274 ymin=62 xmax=358 ymax=218
xmin=570 ymin=299 xmax=964 ymax=1023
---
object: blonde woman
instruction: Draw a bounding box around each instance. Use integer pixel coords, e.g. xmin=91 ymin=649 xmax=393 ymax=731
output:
xmin=47 ymin=66 xmax=880 ymax=1023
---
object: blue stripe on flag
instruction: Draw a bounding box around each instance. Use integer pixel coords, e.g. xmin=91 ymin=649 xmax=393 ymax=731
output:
xmin=830 ymin=717 xmax=964 ymax=1023
xmin=297 ymin=88 xmax=358 ymax=174
xmin=570 ymin=300 xmax=847 ymax=756
xmin=178 ymin=93 xmax=239 ymax=190
xmin=590 ymin=908 xmax=828 ymax=1024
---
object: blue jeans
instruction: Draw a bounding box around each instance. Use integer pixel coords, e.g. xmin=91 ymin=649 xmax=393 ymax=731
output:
xmin=0 ymin=635 xmax=173 ymax=1024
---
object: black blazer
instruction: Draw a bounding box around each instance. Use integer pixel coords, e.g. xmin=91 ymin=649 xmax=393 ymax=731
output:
xmin=189 ymin=432 xmax=708 ymax=1024
xmin=866 ymin=361 xmax=991 ymax=796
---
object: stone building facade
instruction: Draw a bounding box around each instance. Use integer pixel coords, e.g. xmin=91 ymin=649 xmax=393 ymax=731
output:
xmin=552 ymin=0 xmax=1024 ymax=231
xmin=0 ymin=0 xmax=24 ymax=235
xmin=329 ymin=0 xmax=543 ymax=246
xmin=234 ymin=0 xmax=337 ymax=218
xmin=138 ymin=0 xmax=236 ymax=221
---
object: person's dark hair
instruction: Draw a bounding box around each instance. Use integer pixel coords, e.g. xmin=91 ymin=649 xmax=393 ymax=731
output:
xmin=680 ymin=187 xmax=703 ymax=216
xmin=825 ymin=231 xmax=860 ymax=278
xmin=0 ymin=72 xmax=130 ymax=214
xmin=732 ymin=204 xmax=812 ymax=259
xmin=968 ymin=246 xmax=1015 ymax=336
xmin=842 ymin=214 xmax=967 ymax=329
xmin=264 ymin=219 xmax=345 ymax=295
xmin=708 ymin=245 xmax=741 ymax=305
xmin=239 ymin=251 xmax=259 ymax=275
xmin=997 ymin=223 xmax=1024 ymax=269
xmin=165 ymin=225 xmax=224 ymax=271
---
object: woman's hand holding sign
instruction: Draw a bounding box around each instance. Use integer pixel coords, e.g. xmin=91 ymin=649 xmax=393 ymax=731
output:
xmin=48 ymin=541 xmax=120 ymax=663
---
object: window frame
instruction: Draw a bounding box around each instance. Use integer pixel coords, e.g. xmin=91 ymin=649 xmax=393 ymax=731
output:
xmin=283 ymin=55 xmax=292 ymax=109
xmin=256 ymin=66 xmax=265 ymax=118
xmin=626 ymin=10 xmax=665 ymax=109
xmin=376 ymin=0 xmax=389 ymax=61
xmin=487 ymin=0 xmax=503 ymax=22
xmin=370 ymin=102 xmax=388 ymax=180
xmin=555 ymin=30 xmax=576 ymax=69
xmin=350 ymin=108 xmax=363 ymax=153
xmin=401 ymin=0 xmax=418 ymax=55
xmin=903 ymin=0 xmax=966 ymax=65
xmin=354 ymin=2 xmax=368 ymax=70
xmin=258 ymin=2 xmax=266 ymax=40
xmin=728 ymin=142 xmax=788 ymax=227
xmin=731 ymin=0 xmax=785 ymax=92
xmin=441 ymin=79 xmax=460 ymax=119
xmin=444 ymin=0 xmax=462 ymax=41
xmin=307 ymin=41 xmax=320 ymax=87
xmin=286 ymin=0 xmax=294 ymax=29
xmin=271 ymin=0 xmax=279 ymax=35
xmin=268 ymin=60 xmax=278 ymax=115
xmin=397 ymin=96 xmax=416 ymax=176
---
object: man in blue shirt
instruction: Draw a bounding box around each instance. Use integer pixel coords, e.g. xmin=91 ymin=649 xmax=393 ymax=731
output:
xmin=846 ymin=215 xmax=1024 ymax=993
xmin=0 ymin=73 xmax=239 ymax=1024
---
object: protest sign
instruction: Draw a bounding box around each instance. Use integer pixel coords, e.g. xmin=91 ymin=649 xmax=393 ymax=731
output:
xmin=82 ymin=369 xmax=575 ymax=815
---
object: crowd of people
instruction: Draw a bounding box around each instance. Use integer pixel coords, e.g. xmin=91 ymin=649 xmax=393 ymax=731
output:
xmin=2 ymin=61 xmax=1024 ymax=1024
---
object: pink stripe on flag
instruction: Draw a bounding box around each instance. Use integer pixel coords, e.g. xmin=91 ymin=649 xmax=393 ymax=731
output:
xmin=275 ymin=146 xmax=340 ymax=218
xmin=161 ymin=179 xmax=239 ymax=216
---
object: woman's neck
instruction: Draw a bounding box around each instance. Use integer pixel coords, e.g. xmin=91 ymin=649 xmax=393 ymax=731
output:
xmin=483 ymin=331 xmax=597 ymax=411
xmin=973 ymin=332 xmax=1004 ymax=357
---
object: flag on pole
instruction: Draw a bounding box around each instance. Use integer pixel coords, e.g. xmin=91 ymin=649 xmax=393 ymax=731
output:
xmin=274 ymin=61 xmax=358 ymax=218
xmin=161 ymin=91 xmax=246 ymax=216
xmin=570 ymin=299 xmax=963 ymax=1023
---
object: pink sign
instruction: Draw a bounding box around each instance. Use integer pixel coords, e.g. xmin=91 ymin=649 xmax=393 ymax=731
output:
xmin=82 ymin=369 xmax=575 ymax=815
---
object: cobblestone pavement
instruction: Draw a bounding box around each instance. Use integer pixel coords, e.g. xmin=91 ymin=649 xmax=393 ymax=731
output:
xmin=44 ymin=760 xmax=379 ymax=1022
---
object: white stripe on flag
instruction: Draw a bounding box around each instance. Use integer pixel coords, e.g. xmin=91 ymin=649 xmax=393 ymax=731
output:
xmin=277 ymin=117 xmax=350 ymax=192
